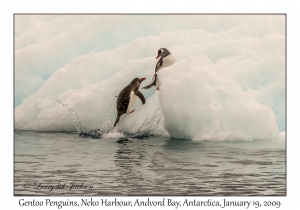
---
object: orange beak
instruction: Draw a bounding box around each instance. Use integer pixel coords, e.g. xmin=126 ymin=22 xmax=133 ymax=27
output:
xmin=141 ymin=77 xmax=146 ymax=81
xmin=156 ymin=54 xmax=161 ymax=59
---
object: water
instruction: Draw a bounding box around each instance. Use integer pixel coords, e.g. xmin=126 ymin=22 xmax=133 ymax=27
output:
xmin=14 ymin=131 xmax=286 ymax=196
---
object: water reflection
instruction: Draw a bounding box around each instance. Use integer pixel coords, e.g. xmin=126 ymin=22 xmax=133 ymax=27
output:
xmin=14 ymin=132 xmax=286 ymax=196
xmin=114 ymin=138 xmax=145 ymax=190
xmin=163 ymin=138 xmax=204 ymax=151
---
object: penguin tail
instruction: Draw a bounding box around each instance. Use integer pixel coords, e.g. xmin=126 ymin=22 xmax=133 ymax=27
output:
xmin=142 ymin=74 xmax=157 ymax=89
xmin=114 ymin=115 xmax=121 ymax=127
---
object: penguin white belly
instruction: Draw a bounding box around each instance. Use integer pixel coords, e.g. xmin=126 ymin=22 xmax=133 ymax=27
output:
xmin=156 ymin=77 xmax=160 ymax=88
xmin=126 ymin=91 xmax=138 ymax=113
xmin=161 ymin=54 xmax=175 ymax=68
xmin=156 ymin=54 xmax=175 ymax=88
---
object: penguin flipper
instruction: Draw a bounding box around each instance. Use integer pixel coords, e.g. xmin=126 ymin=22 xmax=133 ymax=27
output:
xmin=134 ymin=90 xmax=146 ymax=104
xmin=142 ymin=74 xmax=157 ymax=89
xmin=142 ymin=83 xmax=155 ymax=89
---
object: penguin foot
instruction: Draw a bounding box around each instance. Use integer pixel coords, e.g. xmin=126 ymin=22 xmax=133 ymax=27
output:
xmin=128 ymin=109 xmax=135 ymax=114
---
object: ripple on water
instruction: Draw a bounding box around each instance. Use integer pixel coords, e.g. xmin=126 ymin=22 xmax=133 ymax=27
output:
xmin=14 ymin=131 xmax=286 ymax=196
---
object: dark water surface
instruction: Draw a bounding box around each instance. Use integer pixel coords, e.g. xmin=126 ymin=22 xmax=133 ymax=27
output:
xmin=14 ymin=131 xmax=286 ymax=196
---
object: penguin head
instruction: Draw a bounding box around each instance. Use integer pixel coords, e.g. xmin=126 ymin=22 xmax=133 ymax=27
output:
xmin=131 ymin=77 xmax=146 ymax=87
xmin=156 ymin=48 xmax=171 ymax=59
xmin=138 ymin=77 xmax=146 ymax=83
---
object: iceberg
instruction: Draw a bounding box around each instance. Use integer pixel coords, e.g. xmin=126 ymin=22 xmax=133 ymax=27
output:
xmin=158 ymin=55 xmax=281 ymax=141
xmin=15 ymin=22 xmax=285 ymax=141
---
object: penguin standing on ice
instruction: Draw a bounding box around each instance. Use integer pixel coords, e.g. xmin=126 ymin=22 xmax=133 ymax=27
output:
xmin=142 ymin=48 xmax=175 ymax=90
xmin=114 ymin=77 xmax=146 ymax=127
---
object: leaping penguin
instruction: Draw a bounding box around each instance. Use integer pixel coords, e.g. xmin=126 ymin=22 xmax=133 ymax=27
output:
xmin=142 ymin=48 xmax=175 ymax=90
xmin=114 ymin=77 xmax=146 ymax=127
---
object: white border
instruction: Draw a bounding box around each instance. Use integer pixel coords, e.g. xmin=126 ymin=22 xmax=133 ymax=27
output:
xmin=2 ymin=0 xmax=298 ymax=209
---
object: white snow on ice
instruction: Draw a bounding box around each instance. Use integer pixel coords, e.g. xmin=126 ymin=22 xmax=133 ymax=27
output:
xmin=159 ymin=54 xmax=281 ymax=141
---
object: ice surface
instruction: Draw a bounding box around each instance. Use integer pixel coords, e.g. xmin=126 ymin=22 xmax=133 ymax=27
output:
xmin=158 ymin=55 xmax=281 ymax=141
xmin=15 ymin=16 xmax=285 ymax=140
xmin=15 ymin=15 xmax=285 ymax=107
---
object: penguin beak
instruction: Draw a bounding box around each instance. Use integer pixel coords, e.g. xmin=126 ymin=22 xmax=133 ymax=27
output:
xmin=156 ymin=54 xmax=161 ymax=59
xmin=141 ymin=77 xmax=146 ymax=81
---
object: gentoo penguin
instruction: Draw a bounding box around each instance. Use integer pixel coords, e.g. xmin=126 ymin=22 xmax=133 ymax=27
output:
xmin=142 ymin=48 xmax=175 ymax=90
xmin=114 ymin=77 xmax=146 ymax=127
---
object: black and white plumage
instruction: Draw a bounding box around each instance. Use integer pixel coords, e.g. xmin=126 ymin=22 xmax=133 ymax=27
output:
xmin=114 ymin=77 xmax=146 ymax=127
xmin=142 ymin=48 xmax=175 ymax=90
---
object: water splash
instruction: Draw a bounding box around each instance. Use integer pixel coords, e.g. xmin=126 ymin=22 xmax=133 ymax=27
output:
xmin=78 ymin=91 xmax=116 ymax=139
xmin=47 ymin=91 xmax=167 ymax=139
xmin=79 ymin=98 xmax=166 ymax=139
xmin=54 ymin=97 xmax=88 ymax=133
